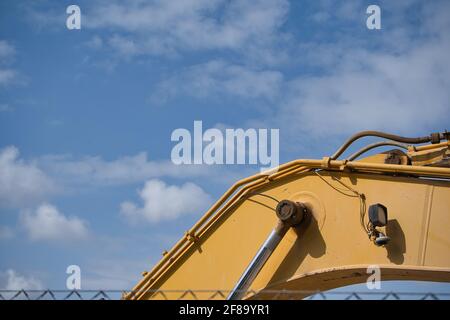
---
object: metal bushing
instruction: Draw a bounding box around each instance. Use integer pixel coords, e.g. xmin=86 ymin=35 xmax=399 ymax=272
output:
xmin=431 ymin=132 xmax=441 ymax=144
xmin=275 ymin=200 xmax=307 ymax=227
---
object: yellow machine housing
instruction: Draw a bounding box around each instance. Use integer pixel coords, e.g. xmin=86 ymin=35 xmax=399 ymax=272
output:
xmin=124 ymin=131 xmax=450 ymax=300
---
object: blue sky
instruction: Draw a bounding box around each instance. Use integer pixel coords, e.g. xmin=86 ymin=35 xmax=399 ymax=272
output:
xmin=0 ymin=0 xmax=449 ymax=294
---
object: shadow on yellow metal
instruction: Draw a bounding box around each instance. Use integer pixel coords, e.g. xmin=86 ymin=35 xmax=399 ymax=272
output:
xmin=124 ymin=138 xmax=450 ymax=300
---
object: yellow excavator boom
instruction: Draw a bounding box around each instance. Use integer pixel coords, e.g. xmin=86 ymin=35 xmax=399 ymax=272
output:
xmin=124 ymin=131 xmax=450 ymax=300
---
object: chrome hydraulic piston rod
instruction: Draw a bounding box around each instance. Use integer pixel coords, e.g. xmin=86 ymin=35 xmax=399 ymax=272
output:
xmin=227 ymin=200 xmax=308 ymax=300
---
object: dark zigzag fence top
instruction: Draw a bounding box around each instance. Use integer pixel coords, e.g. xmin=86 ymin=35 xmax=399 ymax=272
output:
xmin=0 ymin=289 xmax=449 ymax=300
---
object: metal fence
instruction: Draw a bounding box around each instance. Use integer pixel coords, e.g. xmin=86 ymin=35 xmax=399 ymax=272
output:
xmin=1 ymin=289 xmax=449 ymax=300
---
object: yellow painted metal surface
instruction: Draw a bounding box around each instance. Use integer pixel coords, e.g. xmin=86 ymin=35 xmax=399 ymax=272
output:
xmin=125 ymin=141 xmax=450 ymax=300
xmin=408 ymin=141 xmax=450 ymax=167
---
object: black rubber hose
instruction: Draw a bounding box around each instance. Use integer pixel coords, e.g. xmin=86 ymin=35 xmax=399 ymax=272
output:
xmin=331 ymin=131 xmax=443 ymax=160
xmin=346 ymin=141 xmax=409 ymax=161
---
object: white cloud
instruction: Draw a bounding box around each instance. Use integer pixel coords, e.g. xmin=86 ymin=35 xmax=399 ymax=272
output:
xmin=152 ymin=60 xmax=284 ymax=104
xmin=81 ymin=258 xmax=148 ymax=290
xmin=37 ymin=153 xmax=168 ymax=186
xmin=37 ymin=151 xmax=243 ymax=187
xmin=0 ymin=69 xmax=18 ymax=86
xmin=85 ymin=35 xmax=103 ymax=50
xmin=82 ymin=0 xmax=289 ymax=63
xmin=0 ymin=225 xmax=14 ymax=240
xmin=108 ymin=34 xmax=140 ymax=58
xmin=276 ymin=17 xmax=450 ymax=141
xmin=285 ymin=57 xmax=444 ymax=137
xmin=0 ymin=103 xmax=13 ymax=112
xmin=121 ymin=179 xmax=212 ymax=223
xmin=0 ymin=269 xmax=43 ymax=290
xmin=21 ymin=203 xmax=88 ymax=241
xmin=0 ymin=146 xmax=248 ymax=210
xmin=0 ymin=146 xmax=55 ymax=209
xmin=0 ymin=40 xmax=19 ymax=87
xmin=0 ymin=40 xmax=15 ymax=61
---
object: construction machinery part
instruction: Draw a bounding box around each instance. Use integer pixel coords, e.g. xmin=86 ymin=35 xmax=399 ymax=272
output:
xmin=124 ymin=130 xmax=450 ymax=300
xmin=227 ymin=200 xmax=307 ymax=300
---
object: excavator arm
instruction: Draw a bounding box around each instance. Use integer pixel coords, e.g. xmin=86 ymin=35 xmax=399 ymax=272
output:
xmin=124 ymin=131 xmax=450 ymax=300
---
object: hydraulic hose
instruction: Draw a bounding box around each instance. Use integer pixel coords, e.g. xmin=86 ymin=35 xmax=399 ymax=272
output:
xmin=331 ymin=131 xmax=446 ymax=160
xmin=346 ymin=141 xmax=409 ymax=161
